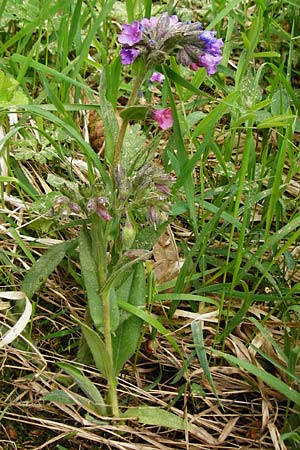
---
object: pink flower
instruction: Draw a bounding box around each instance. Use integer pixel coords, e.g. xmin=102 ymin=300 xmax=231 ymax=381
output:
xmin=152 ymin=108 xmax=173 ymax=130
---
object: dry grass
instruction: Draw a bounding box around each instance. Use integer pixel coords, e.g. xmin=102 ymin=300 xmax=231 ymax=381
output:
xmin=0 ymin=266 xmax=294 ymax=449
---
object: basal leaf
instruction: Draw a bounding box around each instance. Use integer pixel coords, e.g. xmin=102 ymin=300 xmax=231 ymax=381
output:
xmin=58 ymin=361 xmax=106 ymax=415
xmin=112 ymin=262 xmax=146 ymax=375
xmin=123 ymin=406 xmax=190 ymax=430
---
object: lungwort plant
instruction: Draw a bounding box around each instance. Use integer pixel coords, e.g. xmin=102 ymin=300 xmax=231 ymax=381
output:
xmin=19 ymin=11 xmax=224 ymax=418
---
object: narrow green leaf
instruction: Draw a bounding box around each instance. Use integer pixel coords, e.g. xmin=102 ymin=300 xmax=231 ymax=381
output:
xmin=192 ymin=91 xmax=239 ymax=139
xmin=21 ymin=240 xmax=77 ymax=299
xmin=257 ymin=114 xmax=295 ymax=128
xmin=253 ymin=51 xmax=280 ymax=58
xmin=117 ymin=299 xmax=183 ymax=359
xmin=212 ymin=349 xmax=300 ymax=404
xmin=191 ymin=321 xmax=222 ymax=408
xmin=98 ymin=71 xmax=119 ymax=166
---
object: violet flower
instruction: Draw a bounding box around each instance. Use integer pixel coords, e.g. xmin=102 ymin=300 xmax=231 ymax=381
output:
xmin=118 ymin=21 xmax=142 ymax=46
xmin=120 ymin=47 xmax=139 ymax=65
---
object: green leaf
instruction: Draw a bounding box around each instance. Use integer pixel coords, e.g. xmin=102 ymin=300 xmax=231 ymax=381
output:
xmin=0 ymin=176 xmax=18 ymax=183
xmin=119 ymin=105 xmax=149 ymax=121
xmin=43 ymin=389 xmax=77 ymax=405
xmin=117 ymin=299 xmax=183 ymax=359
xmin=79 ymin=320 xmax=113 ymax=382
xmin=191 ymin=321 xmax=222 ymax=408
xmin=191 ymin=91 xmax=240 ymax=139
xmin=0 ymin=70 xmax=28 ymax=107
xmin=253 ymin=51 xmax=280 ymax=58
xmin=58 ymin=362 xmax=107 ymax=415
xmin=123 ymin=406 xmax=190 ymax=430
xmin=212 ymin=349 xmax=300 ymax=404
xmin=257 ymin=114 xmax=295 ymax=129
xmin=79 ymin=227 xmax=103 ymax=329
xmin=112 ymin=263 xmax=146 ymax=375
xmin=121 ymin=123 xmax=148 ymax=174
xmin=21 ymin=240 xmax=77 ymax=299
xmin=79 ymin=227 xmax=119 ymax=332
xmin=98 ymin=71 xmax=119 ymax=166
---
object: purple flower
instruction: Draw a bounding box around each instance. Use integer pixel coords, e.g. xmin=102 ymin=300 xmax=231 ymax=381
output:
xmin=118 ymin=21 xmax=142 ymax=46
xmin=152 ymin=108 xmax=173 ymax=130
xmin=190 ymin=53 xmax=222 ymax=75
xmin=117 ymin=13 xmax=223 ymax=76
xmin=199 ymin=30 xmax=218 ymax=44
xmin=120 ymin=47 xmax=139 ymax=65
xmin=140 ymin=17 xmax=158 ymax=28
xmin=150 ymin=72 xmax=165 ymax=83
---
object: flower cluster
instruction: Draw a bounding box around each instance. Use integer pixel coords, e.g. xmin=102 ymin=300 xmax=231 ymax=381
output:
xmin=115 ymin=163 xmax=174 ymax=231
xmin=118 ymin=13 xmax=223 ymax=76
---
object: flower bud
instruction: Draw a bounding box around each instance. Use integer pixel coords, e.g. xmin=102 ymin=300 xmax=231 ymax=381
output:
xmin=148 ymin=205 xmax=159 ymax=229
xmin=122 ymin=213 xmax=136 ymax=250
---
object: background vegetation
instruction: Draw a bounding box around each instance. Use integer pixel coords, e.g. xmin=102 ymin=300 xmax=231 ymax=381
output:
xmin=0 ymin=0 xmax=299 ymax=449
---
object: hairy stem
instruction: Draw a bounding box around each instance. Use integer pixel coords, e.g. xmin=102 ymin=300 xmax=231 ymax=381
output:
xmin=102 ymin=287 xmax=119 ymax=417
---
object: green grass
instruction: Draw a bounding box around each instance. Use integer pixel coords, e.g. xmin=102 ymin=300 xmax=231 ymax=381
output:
xmin=0 ymin=0 xmax=300 ymax=448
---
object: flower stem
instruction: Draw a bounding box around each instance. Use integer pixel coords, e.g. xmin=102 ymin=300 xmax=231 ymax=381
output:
xmin=102 ymin=287 xmax=119 ymax=417
xmin=112 ymin=66 xmax=146 ymax=169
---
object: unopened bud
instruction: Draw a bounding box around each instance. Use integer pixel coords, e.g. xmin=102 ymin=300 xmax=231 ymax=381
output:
xmin=87 ymin=197 xmax=97 ymax=214
xmin=148 ymin=205 xmax=159 ymax=230
xmin=69 ymin=202 xmax=81 ymax=214
xmin=122 ymin=214 xmax=136 ymax=250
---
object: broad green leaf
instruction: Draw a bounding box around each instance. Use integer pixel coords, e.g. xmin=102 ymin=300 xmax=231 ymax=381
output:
xmin=79 ymin=227 xmax=103 ymax=329
xmin=43 ymin=389 xmax=77 ymax=405
xmin=0 ymin=70 xmax=28 ymax=107
xmin=79 ymin=227 xmax=119 ymax=332
xmin=79 ymin=320 xmax=113 ymax=382
xmin=98 ymin=72 xmax=119 ymax=166
xmin=112 ymin=263 xmax=146 ymax=375
xmin=58 ymin=362 xmax=106 ymax=415
xmin=21 ymin=240 xmax=77 ymax=299
xmin=123 ymin=406 xmax=190 ymax=430
xmin=271 ymin=88 xmax=290 ymax=116
xmin=119 ymin=106 xmax=149 ymax=121
xmin=43 ymin=389 xmax=107 ymax=417
xmin=121 ymin=123 xmax=148 ymax=174
xmin=212 ymin=349 xmax=300 ymax=404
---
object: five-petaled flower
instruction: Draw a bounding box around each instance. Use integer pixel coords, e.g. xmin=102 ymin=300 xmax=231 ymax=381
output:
xmin=152 ymin=108 xmax=173 ymax=130
xmin=150 ymin=72 xmax=165 ymax=84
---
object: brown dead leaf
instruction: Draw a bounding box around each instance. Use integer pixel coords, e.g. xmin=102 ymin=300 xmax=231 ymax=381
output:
xmin=152 ymin=226 xmax=183 ymax=284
